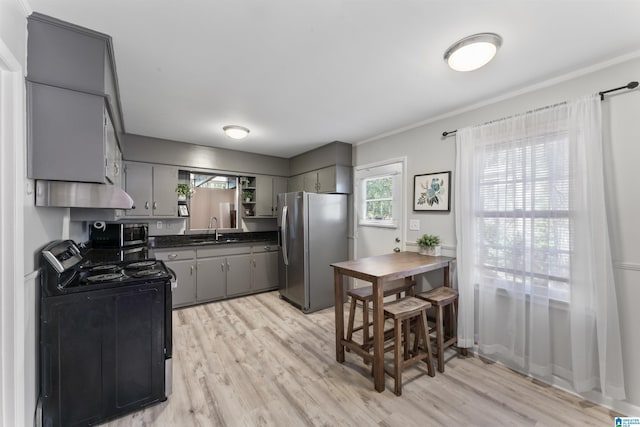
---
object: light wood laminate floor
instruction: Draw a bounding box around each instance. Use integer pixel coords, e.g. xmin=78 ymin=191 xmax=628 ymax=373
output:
xmin=104 ymin=291 xmax=619 ymax=426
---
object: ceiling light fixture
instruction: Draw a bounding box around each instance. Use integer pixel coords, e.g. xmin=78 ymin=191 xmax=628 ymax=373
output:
xmin=223 ymin=125 xmax=250 ymax=140
xmin=444 ymin=33 xmax=502 ymax=72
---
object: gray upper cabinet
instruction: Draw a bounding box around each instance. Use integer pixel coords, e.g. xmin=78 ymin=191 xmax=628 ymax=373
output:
xmin=152 ymin=166 xmax=179 ymax=216
xmin=287 ymin=175 xmax=304 ymax=192
xmin=27 ymin=13 xmax=124 ymax=135
xmin=124 ymin=162 xmax=178 ymax=217
xmin=303 ymin=171 xmax=319 ymax=192
xmin=105 ymin=112 xmax=122 ymax=187
xmin=318 ymin=165 xmax=349 ymax=193
xmin=273 ymin=177 xmax=288 ymax=209
xmin=124 ymin=162 xmax=152 ymax=216
xmin=288 ymin=141 xmax=352 ymax=194
xmin=27 ymin=82 xmax=121 ymax=184
xmin=254 ymin=175 xmax=288 ymax=217
xmin=254 ymin=176 xmax=273 ymax=217
xmin=291 ymin=165 xmax=351 ymax=194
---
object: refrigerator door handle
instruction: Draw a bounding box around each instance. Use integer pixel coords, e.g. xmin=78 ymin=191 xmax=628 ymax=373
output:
xmin=281 ymin=205 xmax=289 ymax=266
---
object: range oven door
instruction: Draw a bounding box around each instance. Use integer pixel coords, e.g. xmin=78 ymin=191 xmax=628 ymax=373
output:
xmin=40 ymin=282 xmax=166 ymax=426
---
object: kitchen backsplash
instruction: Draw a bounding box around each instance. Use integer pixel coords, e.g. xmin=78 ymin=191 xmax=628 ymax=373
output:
xmin=147 ymin=219 xmax=187 ymax=236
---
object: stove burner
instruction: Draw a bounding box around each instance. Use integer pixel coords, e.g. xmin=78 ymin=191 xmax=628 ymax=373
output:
xmin=126 ymin=261 xmax=157 ymax=269
xmin=85 ymin=272 xmax=126 ymax=283
xmin=88 ymin=264 xmax=120 ymax=273
xmin=130 ymin=269 xmax=164 ymax=278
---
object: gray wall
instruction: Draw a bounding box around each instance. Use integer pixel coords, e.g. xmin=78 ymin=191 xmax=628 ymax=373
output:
xmin=123 ymin=133 xmax=290 ymax=176
xmin=353 ymin=56 xmax=640 ymax=411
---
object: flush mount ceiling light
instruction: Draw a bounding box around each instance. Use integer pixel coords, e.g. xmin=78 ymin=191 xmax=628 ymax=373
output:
xmin=223 ymin=125 xmax=250 ymax=140
xmin=444 ymin=33 xmax=502 ymax=72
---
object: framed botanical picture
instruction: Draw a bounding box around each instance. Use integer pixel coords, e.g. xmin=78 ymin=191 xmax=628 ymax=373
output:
xmin=413 ymin=171 xmax=451 ymax=211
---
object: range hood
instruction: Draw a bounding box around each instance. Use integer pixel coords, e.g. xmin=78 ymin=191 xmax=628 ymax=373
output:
xmin=35 ymin=181 xmax=134 ymax=209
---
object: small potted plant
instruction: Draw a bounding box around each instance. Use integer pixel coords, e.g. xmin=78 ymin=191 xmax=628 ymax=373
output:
xmin=416 ymin=234 xmax=441 ymax=256
xmin=176 ymin=184 xmax=194 ymax=201
xmin=242 ymin=190 xmax=253 ymax=203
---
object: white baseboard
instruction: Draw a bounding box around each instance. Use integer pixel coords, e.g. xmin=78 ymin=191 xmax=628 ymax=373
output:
xmin=465 ymin=348 xmax=640 ymax=416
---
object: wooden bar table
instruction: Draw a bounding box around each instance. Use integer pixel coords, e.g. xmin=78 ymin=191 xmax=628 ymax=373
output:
xmin=331 ymin=252 xmax=454 ymax=392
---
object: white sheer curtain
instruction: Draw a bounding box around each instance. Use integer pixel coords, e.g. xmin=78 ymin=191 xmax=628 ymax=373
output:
xmin=455 ymin=94 xmax=625 ymax=399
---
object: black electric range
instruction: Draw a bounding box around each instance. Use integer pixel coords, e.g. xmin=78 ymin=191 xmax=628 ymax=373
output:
xmin=39 ymin=240 xmax=173 ymax=426
xmin=42 ymin=256 xmax=171 ymax=296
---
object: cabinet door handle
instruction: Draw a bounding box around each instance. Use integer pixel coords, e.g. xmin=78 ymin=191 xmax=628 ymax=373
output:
xmin=145 ymin=201 xmax=150 ymax=210
xmin=153 ymin=201 xmax=158 ymax=210
xmin=190 ymin=265 xmax=194 ymax=275
xmin=168 ymin=253 xmax=178 ymax=260
xmin=114 ymin=162 xmax=120 ymax=176
xmin=221 ymin=263 xmax=225 ymax=272
xmin=226 ymin=262 xmax=230 ymax=271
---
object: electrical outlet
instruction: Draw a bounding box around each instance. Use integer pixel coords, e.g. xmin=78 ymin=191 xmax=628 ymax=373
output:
xmin=156 ymin=221 xmax=163 ymax=229
xmin=409 ymin=219 xmax=420 ymax=231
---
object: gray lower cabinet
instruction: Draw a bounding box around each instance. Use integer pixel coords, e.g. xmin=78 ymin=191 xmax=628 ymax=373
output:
xmin=195 ymin=256 xmax=226 ymax=302
xmin=124 ymin=162 xmax=178 ymax=217
xmin=197 ymin=246 xmax=252 ymax=298
xmin=153 ymin=249 xmax=196 ymax=308
xmin=225 ymin=254 xmax=252 ymax=296
xmin=195 ymin=253 xmax=252 ymax=300
xmin=154 ymin=243 xmax=278 ymax=308
xmin=167 ymin=259 xmax=196 ymax=307
xmin=253 ymin=251 xmax=278 ymax=291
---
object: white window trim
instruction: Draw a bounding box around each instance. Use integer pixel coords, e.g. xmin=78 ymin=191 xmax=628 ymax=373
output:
xmin=359 ymin=173 xmax=398 ymax=228
xmin=353 ymin=158 xmax=406 ymax=243
xmin=356 ymin=168 xmax=401 ymax=229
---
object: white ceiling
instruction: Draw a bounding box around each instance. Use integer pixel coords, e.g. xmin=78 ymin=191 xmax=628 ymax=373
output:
xmin=28 ymin=0 xmax=640 ymax=158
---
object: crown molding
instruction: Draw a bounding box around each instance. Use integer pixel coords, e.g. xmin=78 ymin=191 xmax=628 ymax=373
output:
xmin=357 ymin=49 xmax=640 ymax=146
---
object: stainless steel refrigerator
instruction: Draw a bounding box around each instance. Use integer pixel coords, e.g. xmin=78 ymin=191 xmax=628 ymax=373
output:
xmin=278 ymin=192 xmax=348 ymax=313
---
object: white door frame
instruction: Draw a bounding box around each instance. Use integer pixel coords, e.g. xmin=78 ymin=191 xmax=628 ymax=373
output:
xmin=353 ymin=156 xmax=407 ymax=260
xmin=0 ymin=37 xmax=26 ymax=427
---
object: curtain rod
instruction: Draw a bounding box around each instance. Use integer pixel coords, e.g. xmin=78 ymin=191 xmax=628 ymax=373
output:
xmin=441 ymin=80 xmax=639 ymax=137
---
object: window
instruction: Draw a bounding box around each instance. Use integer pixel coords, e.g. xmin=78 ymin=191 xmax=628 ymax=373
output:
xmin=476 ymin=133 xmax=570 ymax=301
xmin=364 ymin=176 xmax=393 ymax=220
xmin=356 ymin=162 xmax=402 ymax=228
xmin=191 ymin=174 xmax=237 ymax=189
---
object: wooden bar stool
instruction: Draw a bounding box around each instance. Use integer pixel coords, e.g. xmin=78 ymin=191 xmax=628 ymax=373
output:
xmin=415 ymin=287 xmax=459 ymax=373
xmin=383 ymin=297 xmax=435 ymax=395
xmin=345 ymin=278 xmax=415 ymax=362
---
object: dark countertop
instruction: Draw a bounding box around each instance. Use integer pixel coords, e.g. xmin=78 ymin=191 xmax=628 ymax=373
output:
xmin=149 ymin=231 xmax=278 ymax=249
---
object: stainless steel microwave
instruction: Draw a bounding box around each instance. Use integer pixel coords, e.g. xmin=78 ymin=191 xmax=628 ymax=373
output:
xmin=89 ymin=223 xmax=148 ymax=248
